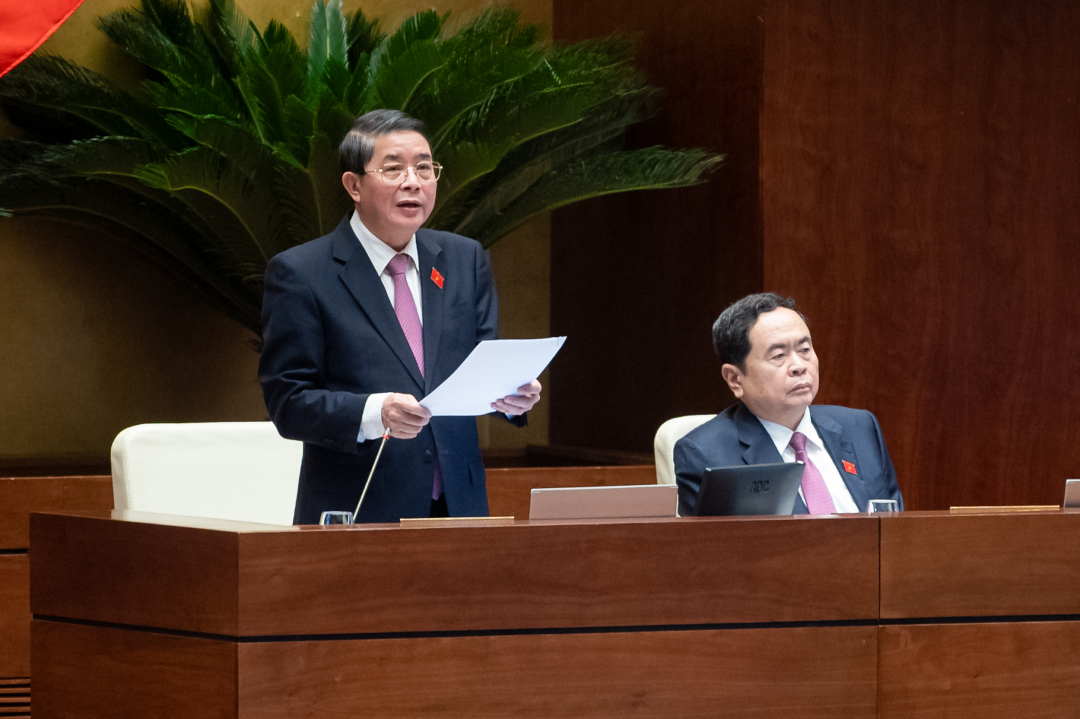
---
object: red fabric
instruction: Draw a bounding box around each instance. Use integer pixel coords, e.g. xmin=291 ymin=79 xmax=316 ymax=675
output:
xmin=0 ymin=0 xmax=86 ymax=79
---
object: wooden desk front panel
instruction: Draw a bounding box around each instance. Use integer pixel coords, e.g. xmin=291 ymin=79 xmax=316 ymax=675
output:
xmin=31 ymin=512 xmax=878 ymax=636
xmin=31 ymin=513 xmax=243 ymax=636
xmin=0 ymin=555 xmax=29 ymax=676
xmin=32 ymin=620 xmax=237 ymax=719
xmin=880 ymin=511 xmax=1080 ymax=618
xmin=31 ymin=621 xmax=877 ymax=719
xmin=239 ymin=625 xmax=877 ymax=719
xmin=879 ymin=621 xmax=1080 ymax=718
xmin=236 ymin=515 xmax=878 ymax=635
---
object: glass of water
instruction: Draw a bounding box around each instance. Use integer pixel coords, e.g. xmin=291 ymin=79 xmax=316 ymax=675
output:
xmin=320 ymin=511 xmax=354 ymax=526
xmin=866 ymin=499 xmax=899 ymax=515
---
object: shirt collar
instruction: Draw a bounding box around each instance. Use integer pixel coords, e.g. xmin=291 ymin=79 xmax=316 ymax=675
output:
xmin=756 ymin=407 xmax=826 ymax=457
xmin=350 ymin=210 xmax=419 ymax=274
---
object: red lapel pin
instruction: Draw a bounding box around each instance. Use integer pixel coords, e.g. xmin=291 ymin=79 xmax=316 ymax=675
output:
xmin=842 ymin=460 xmax=857 ymax=475
xmin=430 ymin=268 xmax=444 ymax=289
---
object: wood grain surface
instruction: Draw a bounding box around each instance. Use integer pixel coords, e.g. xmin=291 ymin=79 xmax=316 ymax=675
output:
xmin=0 ymin=555 xmax=29 ymax=676
xmin=549 ymin=0 xmax=763 ymax=453
xmin=880 ymin=510 xmax=1080 ymax=618
xmin=30 ymin=511 xmax=878 ymax=636
xmin=237 ymin=625 xmax=878 ymax=719
xmin=30 ymin=512 xmax=242 ymax=636
xmin=761 ymin=0 xmax=1080 ymax=510
xmin=485 ymin=465 xmax=658 ymax=518
xmin=879 ymin=621 xmax=1080 ymax=718
xmin=32 ymin=620 xmax=236 ymax=719
xmin=236 ymin=514 xmax=877 ymax=635
xmin=0 ymin=475 xmax=111 ymax=547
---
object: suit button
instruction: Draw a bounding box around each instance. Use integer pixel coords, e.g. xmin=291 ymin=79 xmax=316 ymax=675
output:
xmin=423 ymin=450 xmax=433 ymax=463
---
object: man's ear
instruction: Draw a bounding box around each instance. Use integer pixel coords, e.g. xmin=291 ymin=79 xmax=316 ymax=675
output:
xmin=721 ymin=363 xmax=744 ymax=398
xmin=341 ymin=172 xmax=363 ymax=202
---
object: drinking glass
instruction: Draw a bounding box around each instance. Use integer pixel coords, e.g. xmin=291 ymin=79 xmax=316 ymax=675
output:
xmin=320 ymin=511 xmax=354 ymax=525
xmin=866 ymin=499 xmax=899 ymax=515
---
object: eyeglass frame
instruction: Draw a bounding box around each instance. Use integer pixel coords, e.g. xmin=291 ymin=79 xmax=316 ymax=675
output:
xmin=362 ymin=161 xmax=443 ymax=183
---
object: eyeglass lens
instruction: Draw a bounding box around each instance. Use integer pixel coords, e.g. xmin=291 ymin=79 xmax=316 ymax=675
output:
xmin=380 ymin=163 xmax=441 ymax=182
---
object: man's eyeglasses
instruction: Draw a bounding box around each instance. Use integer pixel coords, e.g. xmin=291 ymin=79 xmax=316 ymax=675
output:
xmin=365 ymin=162 xmax=442 ymax=183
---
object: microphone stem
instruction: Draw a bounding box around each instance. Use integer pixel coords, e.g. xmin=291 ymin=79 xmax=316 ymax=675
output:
xmin=353 ymin=429 xmax=390 ymax=522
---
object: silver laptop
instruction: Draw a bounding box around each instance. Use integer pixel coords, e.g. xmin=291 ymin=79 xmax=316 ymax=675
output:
xmin=1065 ymin=479 xmax=1080 ymax=508
xmin=529 ymin=484 xmax=678 ymax=520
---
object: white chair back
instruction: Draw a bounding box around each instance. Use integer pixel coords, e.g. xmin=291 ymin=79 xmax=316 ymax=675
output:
xmin=653 ymin=415 xmax=716 ymax=485
xmin=111 ymin=421 xmax=302 ymax=525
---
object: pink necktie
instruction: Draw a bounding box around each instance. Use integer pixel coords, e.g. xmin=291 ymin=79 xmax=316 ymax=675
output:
xmin=789 ymin=432 xmax=835 ymax=514
xmin=386 ymin=254 xmax=442 ymax=500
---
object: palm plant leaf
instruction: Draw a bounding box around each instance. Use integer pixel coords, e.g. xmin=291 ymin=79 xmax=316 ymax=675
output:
xmin=0 ymin=0 xmax=723 ymax=341
xmin=467 ymin=147 xmax=724 ymax=246
xmin=0 ymin=55 xmax=185 ymax=148
xmin=362 ymin=10 xmax=446 ymax=112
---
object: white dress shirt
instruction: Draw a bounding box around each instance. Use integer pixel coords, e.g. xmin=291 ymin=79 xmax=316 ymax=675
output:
xmin=757 ymin=408 xmax=859 ymax=513
xmin=350 ymin=211 xmax=421 ymax=442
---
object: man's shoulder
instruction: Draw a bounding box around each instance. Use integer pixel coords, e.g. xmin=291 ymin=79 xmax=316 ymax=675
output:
xmin=810 ymin=404 xmax=877 ymax=426
xmin=274 ymin=231 xmax=340 ymax=264
xmin=417 ymin=228 xmax=484 ymax=255
xmin=678 ymin=405 xmax=742 ymax=447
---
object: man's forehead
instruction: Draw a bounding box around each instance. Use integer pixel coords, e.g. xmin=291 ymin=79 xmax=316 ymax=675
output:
xmin=372 ymin=131 xmax=431 ymax=159
xmin=749 ymin=308 xmax=811 ymax=348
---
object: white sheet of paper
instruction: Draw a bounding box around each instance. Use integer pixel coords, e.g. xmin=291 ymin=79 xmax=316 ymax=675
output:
xmin=420 ymin=337 xmax=566 ymax=416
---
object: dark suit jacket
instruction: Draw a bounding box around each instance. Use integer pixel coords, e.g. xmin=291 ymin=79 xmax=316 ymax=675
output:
xmin=259 ymin=216 xmax=523 ymax=523
xmin=673 ymin=402 xmax=903 ymax=516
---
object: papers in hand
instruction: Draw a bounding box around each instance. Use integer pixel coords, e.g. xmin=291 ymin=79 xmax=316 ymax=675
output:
xmin=420 ymin=337 xmax=566 ymax=416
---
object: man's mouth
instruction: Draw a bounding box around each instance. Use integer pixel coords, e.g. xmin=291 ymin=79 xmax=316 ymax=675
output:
xmin=397 ymin=199 xmax=422 ymax=209
xmin=790 ymin=382 xmax=813 ymax=393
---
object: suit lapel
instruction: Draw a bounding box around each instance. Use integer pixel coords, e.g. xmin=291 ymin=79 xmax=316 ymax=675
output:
xmin=735 ymin=402 xmax=809 ymax=514
xmin=811 ymin=409 xmax=870 ymax=512
xmin=417 ymin=231 xmax=445 ymax=394
xmin=734 ymin=403 xmax=784 ymax=465
xmin=333 ymin=219 xmax=425 ymax=390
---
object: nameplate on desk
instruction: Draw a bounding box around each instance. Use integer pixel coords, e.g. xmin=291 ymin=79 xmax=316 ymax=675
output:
xmin=399 ymin=516 xmax=515 ymax=528
xmin=949 ymin=505 xmax=1060 ymax=514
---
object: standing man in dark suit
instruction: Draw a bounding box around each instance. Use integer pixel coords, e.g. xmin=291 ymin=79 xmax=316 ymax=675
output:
xmin=674 ymin=293 xmax=903 ymax=516
xmin=259 ymin=110 xmax=541 ymax=523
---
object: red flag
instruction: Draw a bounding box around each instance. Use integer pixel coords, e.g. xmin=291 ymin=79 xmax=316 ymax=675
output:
xmin=430 ymin=267 xmax=444 ymax=289
xmin=842 ymin=460 xmax=857 ymax=475
xmin=0 ymin=0 xmax=86 ymax=79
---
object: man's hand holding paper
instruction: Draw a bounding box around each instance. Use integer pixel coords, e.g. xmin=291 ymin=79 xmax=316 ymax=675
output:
xmin=492 ymin=380 xmax=543 ymax=416
xmin=420 ymin=337 xmax=565 ymax=417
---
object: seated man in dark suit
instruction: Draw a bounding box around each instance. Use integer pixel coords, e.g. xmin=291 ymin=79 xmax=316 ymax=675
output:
xmin=674 ymin=293 xmax=903 ymax=516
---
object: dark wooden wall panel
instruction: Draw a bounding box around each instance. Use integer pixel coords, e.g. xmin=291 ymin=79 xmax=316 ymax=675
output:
xmin=550 ymin=0 xmax=763 ymax=452
xmin=761 ymin=0 xmax=1080 ymax=509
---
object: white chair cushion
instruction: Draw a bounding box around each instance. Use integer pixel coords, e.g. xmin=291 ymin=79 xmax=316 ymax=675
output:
xmin=653 ymin=415 xmax=716 ymax=486
xmin=111 ymin=422 xmax=303 ymax=525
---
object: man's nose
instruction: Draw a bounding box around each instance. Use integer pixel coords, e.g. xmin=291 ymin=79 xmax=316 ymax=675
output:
xmin=789 ymin=357 xmax=807 ymax=374
xmin=399 ymin=167 xmax=422 ymax=189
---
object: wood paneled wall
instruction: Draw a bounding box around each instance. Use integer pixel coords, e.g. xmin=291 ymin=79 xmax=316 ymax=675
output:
xmin=550 ymin=0 xmax=763 ymax=452
xmin=761 ymin=0 xmax=1080 ymax=509
xmin=551 ymin=0 xmax=1080 ymax=509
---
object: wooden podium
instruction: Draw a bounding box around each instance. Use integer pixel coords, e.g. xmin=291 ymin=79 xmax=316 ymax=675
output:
xmin=28 ymin=508 xmax=1080 ymax=718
